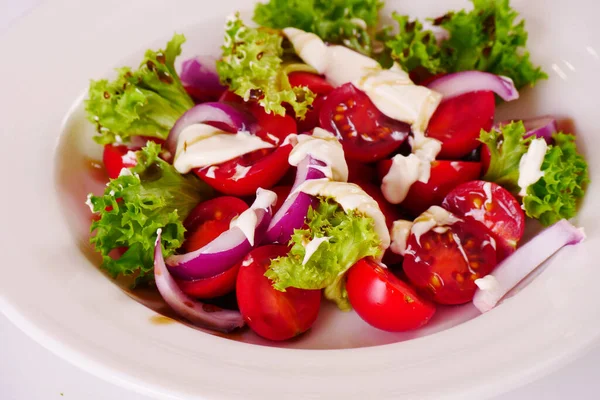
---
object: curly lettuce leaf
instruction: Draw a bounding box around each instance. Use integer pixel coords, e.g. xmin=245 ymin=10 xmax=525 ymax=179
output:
xmin=480 ymin=123 xmax=589 ymax=226
xmin=253 ymin=0 xmax=383 ymax=55
xmin=384 ymin=0 xmax=547 ymax=89
xmin=266 ymin=199 xmax=382 ymax=311
xmin=89 ymin=142 xmax=213 ymax=282
xmin=86 ymin=34 xmax=194 ymax=145
xmin=216 ymin=14 xmax=315 ymax=118
xmin=523 ymin=133 xmax=589 ymax=225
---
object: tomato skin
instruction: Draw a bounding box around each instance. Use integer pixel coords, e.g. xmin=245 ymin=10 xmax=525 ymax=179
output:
xmin=249 ymin=103 xmax=297 ymax=145
xmin=288 ymin=72 xmax=334 ymax=95
xmin=403 ymin=216 xmax=498 ymax=305
xmin=426 ymin=91 xmax=495 ymax=159
xmin=319 ymin=83 xmax=410 ymax=162
xmin=195 ymin=144 xmax=293 ymax=196
xmin=269 ymin=185 xmax=292 ymax=214
xmin=236 ymin=245 xmax=321 ymax=341
xmin=218 ymin=90 xmax=245 ymax=104
xmin=176 ymin=263 xmax=240 ymax=299
xmin=378 ymin=159 xmax=482 ymax=217
xmin=103 ymin=144 xmax=137 ymax=179
xmin=442 ymin=180 xmax=525 ymax=260
xmin=347 ymin=258 xmax=436 ymax=332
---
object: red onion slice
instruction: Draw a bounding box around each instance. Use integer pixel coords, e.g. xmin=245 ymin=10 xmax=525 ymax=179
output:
xmin=154 ymin=230 xmax=244 ymax=332
xmin=164 ymin=102 xmax=254 ymax=161
xmin=166 ymin=189 xmax=276 ymax=280
xmin=180 ymin=56 xmax=226 ymax=94
xmin=265 ymin=156 xmax=326 ymax=244
xmin=495 ymin=116 xmax=558 ymax=144
xmin=427 ymin=71 xmax=519 ymax=102
xmin=473 ymin=219 xmax=585 ymax=313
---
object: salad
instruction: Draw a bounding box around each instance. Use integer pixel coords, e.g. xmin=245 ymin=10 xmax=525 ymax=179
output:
xmin=85 ymin=0 xmax=588 ymax=341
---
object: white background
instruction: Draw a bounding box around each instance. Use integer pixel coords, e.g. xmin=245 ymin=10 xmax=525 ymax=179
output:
xmin=1 ymin=0 xmax=599 ymax=399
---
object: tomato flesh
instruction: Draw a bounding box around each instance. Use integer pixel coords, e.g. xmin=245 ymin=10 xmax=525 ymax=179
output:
xmin=347 ymin=258 xmax=436 ymax=332
xmin=103 ymin=144 xmax=138 ymax=179
xmin=319 ymin=83 xmax=410 ymax=162
xmin=249 ymin=102 xmax=297 ymax=145
xmin=175 ymin=264 xmax=241 ymax=299
xmin=288 ymin=72 xmax=334 ymax=95
xmin=442 ymin=180 xmax=525 ymax=260
xmin=236 ymin=245 xmax=321 ymax=341
xmin=403 ymin=216 xmax=498 ymax=305
xmin=427 ymin=91 xmax=495 ymax=159
xmin=378 ymin=159 xmax=482 ymax=217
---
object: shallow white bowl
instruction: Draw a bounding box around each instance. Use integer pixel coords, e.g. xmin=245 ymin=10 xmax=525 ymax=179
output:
xmin=1 ymin=0 xmax=599 ymax=398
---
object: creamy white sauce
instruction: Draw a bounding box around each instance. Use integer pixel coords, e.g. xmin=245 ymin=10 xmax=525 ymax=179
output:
xmin=229 ymin=188 xmax=277 ymax=246
xmin=283 ymin=28 xmax=441 ymax=132
xmin=380 ymin=136 xmax=442 ymax=204
xmin=294 ymin=179 xmax=390 ymax=250
xmin=122 ymin=150 xmax=137 ymax=165
xmin=288 ymin=128 xmax=348 ymax=182
xmin=85 ymin=193 xmax=94 ymax=212
xmin=302 ymin=236 xmax=331 ymax=265
xmin=518 ymin=138 xmax=548 ymax=196
xmin=118 ymin=168 xmax=133 ymax=177
xmin=474 ymin=274 xmax=501 ymax=292
xmin=173 ymin=124 xmax=274 ymax=174
xmin=411 ymin=206 xmax=462 ymax=246
xmin=390 ymin=220 xmax=414 ymax=256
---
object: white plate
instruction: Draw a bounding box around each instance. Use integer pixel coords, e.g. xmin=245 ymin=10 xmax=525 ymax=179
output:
xmin=1 ymin=0 xmax=600 ymax=398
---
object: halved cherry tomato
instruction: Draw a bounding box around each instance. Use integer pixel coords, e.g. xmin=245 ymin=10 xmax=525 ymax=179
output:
xmin=426 ymin=91 xmax=495 ymax=159
xmin=269 ymin=185 xmax=292 ymax=214
xmin=236 ymin=245 xmax=321 ymax=341
xmin=354 ymin=181 xmax=402 ymax=229
xmin=297 ymin=95 xmax=326 ymax=133
xmin=347 ymin=160 xmax=377 ymax=185
xmin=347 ymin=258 xmax=436 ymax=332
xmin=249 ymin=103 xmax=297 ymax=145
xmin=403 ymin=215 xmax=498 ymax=305
xmin=184 ymin=86 xmax=225 ymax=104
xmin=288 ymin=72 xmax=334 ymax=95
xmin=320 ymin=83 xmax=410 ymax=162
xmin=442 ymin=181 xmax=525 ymax=260
xmin=377 ymin=160 xmax=482 ymax=217
xmin=174 ymin=197 xmax=249 ymax=299
xmin=195 ymin=144 xmax=293 ymax=196
xmin=182 ymin=196 xmax=249 ymax=252
xmin=103 ymin=144 xmax=138 ymax=179
xmin=218 ymin=90 xmax=244 ymax=104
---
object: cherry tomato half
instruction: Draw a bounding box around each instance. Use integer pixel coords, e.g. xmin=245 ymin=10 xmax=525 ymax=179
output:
xmin=320 ymin=83 xmax=410 ymax=162
xmin=103 ymin=144 xmax=138 ymax=179
xmin=347 ymin=258 xmax=436 ymax=332
xmin=442 ymin=180 xmax=525 ymax=260
xmin=195 ymin=144 xmax=293 ymax=197
xmin=269 ymin=185 xmax=292 ymax=214
xmin=249 ymin=102 xmax=298 ymax=145
xmin=236 ymin=245 xmax=322 ymax=341
xmin=377 ymin=160 xmax=482 ymax=217
xmin=426 ymin=91 xmax=495 ymax=159
xmin=403 ymin=214 xmax=498 ymax=305
xmin=288 ymin=72 xmax=334 ymax=95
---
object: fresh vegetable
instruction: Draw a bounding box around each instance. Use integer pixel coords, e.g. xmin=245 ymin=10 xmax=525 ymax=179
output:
xmin=236 ymin=245 xmax=322 ymax=341
xmin=383 ymin=0 xmax=547 ymax=89
xmin=347 ymin=258 xmax=436 ymax=331
xmin=89 ymin=142 xmax=213 ymax=282
xmin=154 ymin=229 xmax=244 ymax=332
xmin=216 ymin=14 xmax=316 ymax=118
xmin=403 ymin=207 xmax=498 ymax=305
xmin=267 ymin=198 xmax=382 ymax=311
xmin=426 ymin=91 xmax=495 ymax=159
xmin=180 ymin=55 xmax=226 ymax=102
xmin=427 ymin=71 xmax=519 ymax=102
xmin=473 ymin=219 xmax=585 ymax=312
xmin=166 ymin=189 xmax=275 ymax=280
xmin=175 ymin=263 xmax=241 ymax=299
xmin=443 ymin=181 xmax=524 ymax=260
xmin=102 ymin=143 xmax=139 ymax=179
xmin=481 ymin=121 xmax=589 ymax=225
xmin=319 ymin=83 xmax=410 ymax=162
xmin=253 ymin=0 xmax=383 ymax=55
xmin=86 ymin=34 xmax=194 ymax=145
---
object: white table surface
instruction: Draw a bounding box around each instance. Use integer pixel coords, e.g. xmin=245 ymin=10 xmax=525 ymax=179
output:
xmin=1 ymin=0 xmax=599 ymax=399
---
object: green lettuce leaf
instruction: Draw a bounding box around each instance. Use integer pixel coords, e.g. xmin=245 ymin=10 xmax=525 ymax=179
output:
xmin=85 ymin=34 xmax=194 ymax=145
xmin=216 ymin=14 xmax=316 ymax=119
xmin=384 ymin=0 xmax=547 ymax=89
xmin=253 ymin=0 xmax=383 ymax=55
xmin=266 ymin=198 xmax=382 ymax=311
xmin=89 ymin=142 xmax=213 ymax=282
xmin=480 ymin=122 xmax=589 ymax=226
xmin=523 ymin=133 xmax=589 ymax=225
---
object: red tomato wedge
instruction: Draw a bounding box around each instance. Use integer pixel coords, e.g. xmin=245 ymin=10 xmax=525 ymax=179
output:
xmin=288 ymin=72 xmax=334 ymax=95
xmin=195 ymin=144 xmax=293 ymax=197
xmin=426 ymin=91 xmax=495 ymax=159
xmin=269 ymin=185 xmax=292 ymax=214
xmin=442 ymin=180 xmax=525 ymax=260
xmin=236 ymin=245 xmax=322 ymax=341
xmin=377 ymin=160 xmax=482 ymax=217
xmin=175 ymin=197 xmax=249 ymax=299
xmin=347 ymin=258 xmax=436 ymax=332
xmin=103 ymin=144 xmax=138 ymax=179
xmin=403 ymin=215 xmax=498 ymax=305
xmin=320 ymin=83 xmax=410 ymax=162
xmin=249 ymin=102 xmax=297 ymax=145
